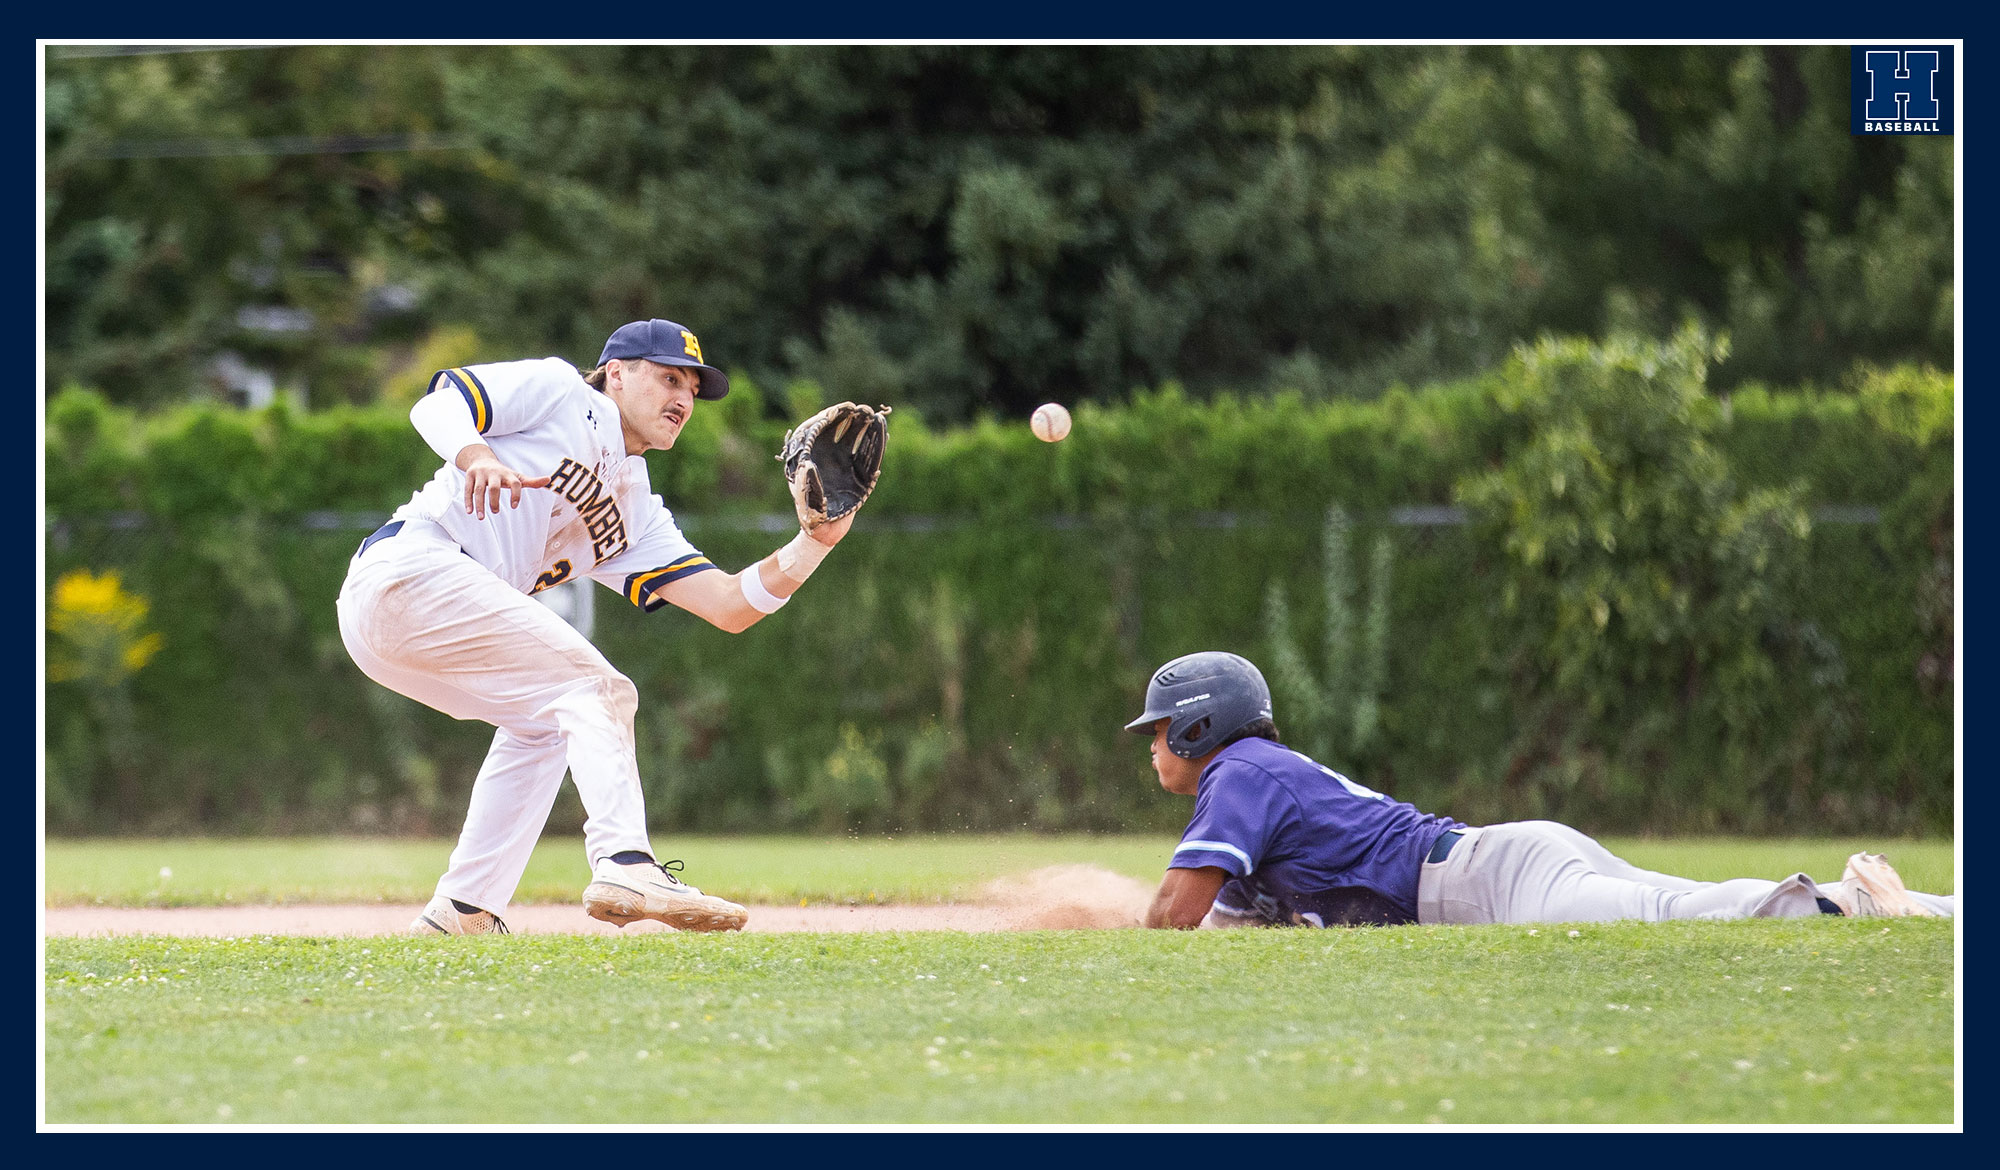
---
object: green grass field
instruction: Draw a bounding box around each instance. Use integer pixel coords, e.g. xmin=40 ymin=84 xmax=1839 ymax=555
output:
xmin=43 ymin=835 xmax=1959 ymax=1125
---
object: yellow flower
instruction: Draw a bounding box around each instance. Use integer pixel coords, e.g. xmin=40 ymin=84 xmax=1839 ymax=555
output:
xmin=47 ymin=570 xmax=164 ymax=686
xmin=52 ymin=570 xmax=137 ymax=620
xmin=123 ymin=632 xmax=165 ymax=673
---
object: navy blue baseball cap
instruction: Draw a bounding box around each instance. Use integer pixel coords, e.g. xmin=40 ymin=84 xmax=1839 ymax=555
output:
xmin=598 ymin=319 xmax=730 ymax=400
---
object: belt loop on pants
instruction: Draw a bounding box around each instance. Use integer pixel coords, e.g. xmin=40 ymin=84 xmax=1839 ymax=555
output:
xmin=356 ymin=520 xmax=405 ymax=558
xmin=1426 ymin=829 xmax=1465 ymax=864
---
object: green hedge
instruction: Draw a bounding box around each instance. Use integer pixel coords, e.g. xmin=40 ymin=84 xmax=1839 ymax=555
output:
xmin=43 ymin=358 xmax=1954 ymax=837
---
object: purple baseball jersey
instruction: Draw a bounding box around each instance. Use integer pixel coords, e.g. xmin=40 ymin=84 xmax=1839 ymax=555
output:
xmin=1170 ymin=737 xmax=1462 ymax=926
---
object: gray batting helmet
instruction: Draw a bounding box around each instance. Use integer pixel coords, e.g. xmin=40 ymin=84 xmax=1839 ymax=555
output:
xmin=1124 ymin=651 xmax=1274 ymax=759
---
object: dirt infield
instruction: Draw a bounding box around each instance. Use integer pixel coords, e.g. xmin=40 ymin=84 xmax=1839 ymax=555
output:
xmin=44 ymin=865 xmax=1154 ymax=937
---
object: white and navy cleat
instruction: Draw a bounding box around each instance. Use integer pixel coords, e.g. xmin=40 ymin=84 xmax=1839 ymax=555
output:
xmin=408 ymin=893 xmax=511 ymax=936
xmin=583 ymin=857 xmax=749 ymax=932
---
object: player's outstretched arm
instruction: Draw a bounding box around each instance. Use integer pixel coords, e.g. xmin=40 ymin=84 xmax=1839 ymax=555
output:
xmin=673 ymin=396 xmax=883 ymax=630
xmin=657 ymin=516 xmax=855 ymax=634
xmin=1145 ymin=866 xmax=1229 ymax=929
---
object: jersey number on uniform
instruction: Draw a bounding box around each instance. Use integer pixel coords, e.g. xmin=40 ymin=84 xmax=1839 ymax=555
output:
xmin=533 ymin=560 xmax=573 ymax=593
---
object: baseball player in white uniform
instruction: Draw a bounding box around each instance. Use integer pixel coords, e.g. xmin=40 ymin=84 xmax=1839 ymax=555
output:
xmin=337 ymin=319 xmax=856 ymax=936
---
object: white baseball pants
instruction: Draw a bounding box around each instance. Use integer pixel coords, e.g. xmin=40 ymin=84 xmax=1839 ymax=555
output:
xmin=336 ymin=520 xmax=654 ymax=915
xmin=1417 ymin=821 xmax=1955 ymax=924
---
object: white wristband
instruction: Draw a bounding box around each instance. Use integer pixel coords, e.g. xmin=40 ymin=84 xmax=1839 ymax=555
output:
xmin=739 ymin=567 xmax=788 ymax=614
xmin=775 ymin=530 xmax=832 ymax=584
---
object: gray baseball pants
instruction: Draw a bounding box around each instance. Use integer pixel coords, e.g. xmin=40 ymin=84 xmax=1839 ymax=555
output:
xmin=1416 ymin=821 xmax=1955 ymax=925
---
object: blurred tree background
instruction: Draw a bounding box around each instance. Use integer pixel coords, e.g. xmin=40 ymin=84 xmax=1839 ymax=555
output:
xmin=46 ymin=44 xmax=1950 ymax=418
xmin=43 ymin=45 xmax=1955 ymax=838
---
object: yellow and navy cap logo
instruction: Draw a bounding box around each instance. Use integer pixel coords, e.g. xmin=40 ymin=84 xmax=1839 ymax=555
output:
xmin=598 ymin=318 xmax=730 ymax=400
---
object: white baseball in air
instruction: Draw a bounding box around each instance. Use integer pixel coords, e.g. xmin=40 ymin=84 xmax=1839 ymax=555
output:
xmin=1031 ymin=402 xmax=1072 ymax=443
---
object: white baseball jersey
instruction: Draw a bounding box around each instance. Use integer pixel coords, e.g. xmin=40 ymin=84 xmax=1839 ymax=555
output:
xmin=392 ymin=357 xmax=719 ymax=607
